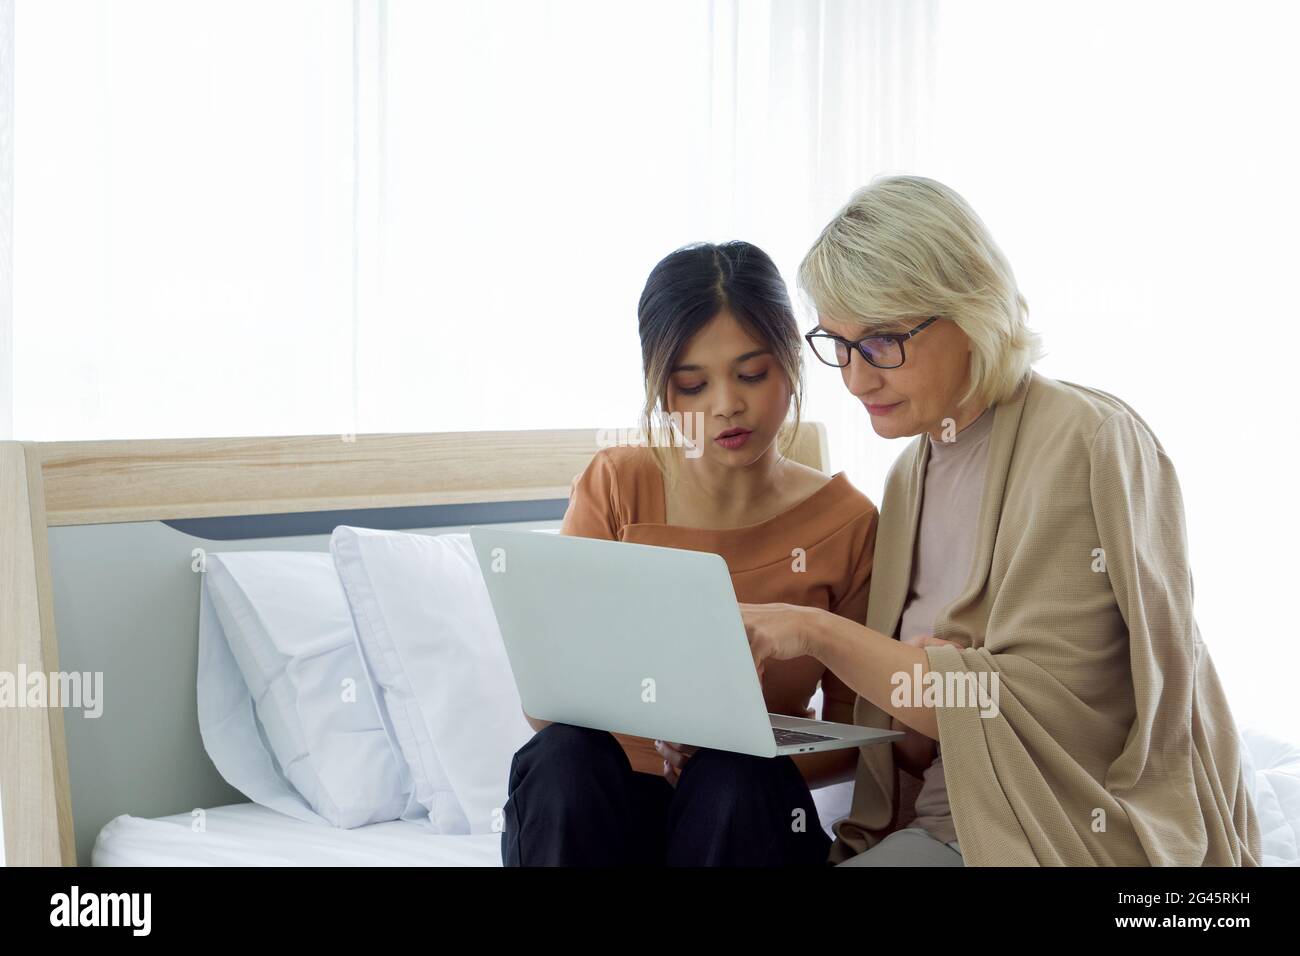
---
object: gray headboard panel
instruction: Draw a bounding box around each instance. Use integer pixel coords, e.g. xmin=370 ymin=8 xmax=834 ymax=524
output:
xmin=49 ymin=501 xmax=565 ymax=864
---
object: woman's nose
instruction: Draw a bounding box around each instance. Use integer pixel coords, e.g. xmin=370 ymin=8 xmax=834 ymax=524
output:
xmin=711 ymin=382 xmax=745 ymax=418
xmin=843 ymin=352 xmax=885 ymax=396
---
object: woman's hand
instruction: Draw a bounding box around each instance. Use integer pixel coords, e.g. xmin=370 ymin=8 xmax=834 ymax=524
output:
xmin=655 ymin=739 xmax=698 ymax=787
xmin=738 ymin=602 xmax=822 ymax=681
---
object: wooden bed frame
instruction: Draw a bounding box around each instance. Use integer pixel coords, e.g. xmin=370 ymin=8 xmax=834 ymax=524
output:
xmin=0 ymin=423 xmax=830 ymax=866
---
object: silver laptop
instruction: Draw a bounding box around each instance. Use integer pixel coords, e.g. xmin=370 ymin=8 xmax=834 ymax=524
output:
xmin=468 ymin=526 xmax=902 ymax=758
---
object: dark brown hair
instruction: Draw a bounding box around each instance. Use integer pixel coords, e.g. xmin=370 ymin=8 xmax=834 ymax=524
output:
xmin=637 ymin=241 xmax=804 ymax=483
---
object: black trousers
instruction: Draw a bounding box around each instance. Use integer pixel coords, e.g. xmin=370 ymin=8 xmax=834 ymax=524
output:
xmin=501 ymin=722 xmax=832 ymax=866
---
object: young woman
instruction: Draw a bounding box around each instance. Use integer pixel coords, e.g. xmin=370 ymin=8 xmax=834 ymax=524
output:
xmin=500 ymin=240 xmax=880 ymax=866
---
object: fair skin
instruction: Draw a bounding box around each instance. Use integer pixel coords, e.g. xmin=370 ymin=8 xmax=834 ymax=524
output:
xmin=526 ymin=308 xmax=859 ymax=789
xmin=739 ymin=313 xmax=988 ymax=767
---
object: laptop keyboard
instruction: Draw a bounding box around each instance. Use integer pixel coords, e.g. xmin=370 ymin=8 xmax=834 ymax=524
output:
xmin=772 ymin=727 xmax=836 ymax=746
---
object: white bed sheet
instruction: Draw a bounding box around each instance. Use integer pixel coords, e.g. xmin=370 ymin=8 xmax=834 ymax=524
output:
xmin=94 ymin=790 xmax=850 ymax=867
xmin=93 ymin=728 xmax=1298 ymax=866
xmin=92 ymin=802 xmax=502 ymax=867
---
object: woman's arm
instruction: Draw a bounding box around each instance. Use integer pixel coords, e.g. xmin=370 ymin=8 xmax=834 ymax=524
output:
xmin=808 ymin=610 xmax=941 ymax=740
xmin=740 ymin=602 xmax=942 ymax=740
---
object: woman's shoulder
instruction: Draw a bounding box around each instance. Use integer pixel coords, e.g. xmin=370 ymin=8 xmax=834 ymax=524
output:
xmin=830 ymin=473 xmax=879 ymax=554
xmin=563 ymin=445 xmax=665 ymax=538
xmin=777 ymin=456 xmax=875 ymax=507
xmin=579 ymin=444 xmax=664 ymax=512
xmin=793 ymin=464 xmax=878 ymax=548
xmin=1008 ymin=373 xmax=1179 ymax=508
xmin=589 ymin=443 xmax=662 ymax=481
xmin=1022 ymin=372 xmax=1166 ymax=456
xmin=828 ymin=469 xmax=879 ymax=520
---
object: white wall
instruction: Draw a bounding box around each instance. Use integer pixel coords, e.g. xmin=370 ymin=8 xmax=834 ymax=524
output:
xmin=8 ymin=0 xmax=1293 ymax=740
xmin=0 ymin=0 xmax=13 ymax=443
xmin=919 ymin=0 xmax=1300 ymax=739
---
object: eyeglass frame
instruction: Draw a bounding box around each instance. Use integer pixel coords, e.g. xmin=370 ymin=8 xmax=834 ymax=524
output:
xmin=803 ymin=315 xmax=941 ymax=369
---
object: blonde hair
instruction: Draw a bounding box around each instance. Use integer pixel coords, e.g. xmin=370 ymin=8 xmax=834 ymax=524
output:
xmin=798 ymin=175 xmax=1043 ymax=408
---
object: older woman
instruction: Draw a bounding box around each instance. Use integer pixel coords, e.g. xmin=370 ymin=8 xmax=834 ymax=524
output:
xmin=741 ymin=175 xmax=1262 ymax=866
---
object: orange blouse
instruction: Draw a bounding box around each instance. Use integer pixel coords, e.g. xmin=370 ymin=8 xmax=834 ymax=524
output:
xmin=560 ymin=445 xmax=879 ymax=774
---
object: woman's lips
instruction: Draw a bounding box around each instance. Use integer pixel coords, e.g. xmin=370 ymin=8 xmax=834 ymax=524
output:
xmin=865 ymin=401 xmax=902 ymax=415
xmin=715 ymin=429 xmax=752 ymax=450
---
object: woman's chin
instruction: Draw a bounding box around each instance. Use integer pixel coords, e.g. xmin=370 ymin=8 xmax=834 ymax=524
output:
xmin=866 ymin=416 xmax=910 ymax=439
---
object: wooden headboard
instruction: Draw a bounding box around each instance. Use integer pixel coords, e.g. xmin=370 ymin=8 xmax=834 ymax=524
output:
xmin=0 ymin=422 xmax=829 ymax=866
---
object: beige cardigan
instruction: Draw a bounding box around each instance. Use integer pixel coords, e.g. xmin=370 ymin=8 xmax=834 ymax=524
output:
xmin=829 ymin=370 xmax=1262 ymax=866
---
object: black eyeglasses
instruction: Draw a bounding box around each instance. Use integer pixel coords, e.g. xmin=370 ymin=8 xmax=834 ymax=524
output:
xmin=804 ymin=316 xmax=940 ymax=369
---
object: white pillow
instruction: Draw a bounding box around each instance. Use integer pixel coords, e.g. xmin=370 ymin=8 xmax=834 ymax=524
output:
xmin=1241 ymin=726 xmax=1300 ymax=866
xmin=330 ymin=526 xmax=534 ymax=835
xmin=198 ymin=551 xmax=420 ymax=828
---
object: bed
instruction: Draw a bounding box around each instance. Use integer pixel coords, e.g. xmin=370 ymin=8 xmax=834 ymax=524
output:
xmin=0 ymin=423 xmax=838 ymax=866
xmin=2 ymin=424 xmax=1296 ymax=867
xmin=91 ymin=803 xmax=504 ymax=867
xmin=90 ymin=784 xmax=856 ymax=867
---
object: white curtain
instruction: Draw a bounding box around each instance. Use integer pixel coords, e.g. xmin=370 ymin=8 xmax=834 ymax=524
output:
xmin=7 ymin=0 xmax=934 ymax=451
xmin=6 ymin=1 xmax=1292 ymax=736
xmin=0 ymin=0 xmax=11 ymax=443
xmin=366 ymin=0 xmax=936 ymax=452
xmin=11 ymin=0 xmax=356 ymax=441
xmin=920 ymin=0 xmax=1300 ymax=739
